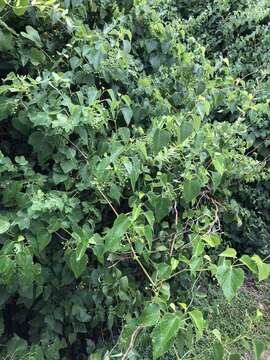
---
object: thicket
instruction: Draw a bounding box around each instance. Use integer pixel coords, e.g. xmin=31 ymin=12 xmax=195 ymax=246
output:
xmin=0 ymin=1 xmax=269 ymax=359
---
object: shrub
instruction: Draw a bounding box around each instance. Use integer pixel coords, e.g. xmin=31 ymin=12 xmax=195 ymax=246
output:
xmin=0 ymin=1 xmax=269 ymax=359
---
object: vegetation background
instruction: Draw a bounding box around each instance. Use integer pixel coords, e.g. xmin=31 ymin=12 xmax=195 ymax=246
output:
xmin=0 ymin=0 xmax=269 ymax=359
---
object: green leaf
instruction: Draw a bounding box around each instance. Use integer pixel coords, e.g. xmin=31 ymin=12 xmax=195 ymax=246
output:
xmin=145 ymin=210 xmax=155 ymax=228
xmin=156 ymin=263 xmax=172 ymax=280
xmin=229 ymin=354 xmax=241 ymax=360
xmin=179 ymin=121 xmax=193 ymax=143
xmin=190 ymin=309 xmax=205 ymax=337
xmin=239 ymin=255 xmax=257 ymax=275
xmin=152 ymin=313 xmax=183 ymax=360
xmin=153 ymin=128 xmax=171 ymax=153
xmin=192 ymin=114 xmax=201 ymax=131
xmin=212 ymin=154 xmax=225 ymax=175
xmin=212 ymin=329 xmax=222 ymax=342
xmin=154 ymin=196 xmax=171 ymax=222
xmin=216 ymin=260 xmax=244 ymax=302
xmin=89 ymin=354 xmax=102 ymax=360
xmin=119 ymin=276 xmax=129 ymax=291
xmin=212 ymin=172 xmax=222 ymax=192
xmin=121 ymin=106 xmax=133 ymax=125
xmin=212 ymin=341 xmax=224 ymax=360
xmin=0 ymin=217 xmax=10 ymax=234
xmin=37 ymin=231 xmax=52 ymax=252
xmin=201 ymin=233 xmax=221 ymax=248
xmin=197 ymin=99 xmax=210 ymax=118
xmin=190 ymin=256 xmax=203 ymax=274
xmin=75 ymin=238 xmax=89 ymax=262
xmin=183 ymin=178 xmax=201 ymax=202
xmin=30 ymin=48 xmax=45 ymax=65
xmin=219 ymin=248 xmax=237 ymax=258
xmin=123 ymin=158 xmax=140 ymax=191
xmin=0 ymin=255 xmax=16 ymax=283
xmin=13 ymin=0 xmax=28 ymax=16
xmin=139 ymin=303 xmax=160 ymax=327
xmin=21 ymin=26 xmax=42 ymax=47
xmin=104 ymin=214 xmax=131 ymax=252
xmin=252 ymin=255 xmax=270 ymax=281
xmin=253 ymin=339 xmax=265 ymax=360
xmin=65 ymin=250 xmax=88 ymax=279
xmin=0 ymin=0 xmax=6 ymax=11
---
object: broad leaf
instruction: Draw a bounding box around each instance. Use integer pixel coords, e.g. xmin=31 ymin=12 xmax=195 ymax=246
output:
xmin=252 ymin=255 xmax=270 ymax=281
xmin=179 ymin=121 xmax=193 ymax=143
xmin=202 ymin=233 xmax=221 ymax=248
xmin=239 ymin=255 xmax=257 ymax=274
xmin=104 ymin=214 xmax=131 ymax=252
xmin=121 ymin=106 xmax=133 ymax=125
xmin=154 ymin=196 xmax=171 ymax=222
xmin=0 ymin=217 xmax=10 ymax=234
xmin=212 ymin=341 xmax=224 ymax=360
xmin=183 ymin=178 xmax=201 ymax=202
xmin=253 ymin=339 xmax=265 ymax=360
xmin=65 ymin=250 xmax=88 ymax=279
xmin=13 ymin=0 xmax=28 ymax=16
xmin=152 ymin=313 xmax=183 ymax=359
xmin=139 ymin=303 xmax=160 ymax=327
xmin=153 ymin=128 xmax=171 ymax=153
xmin=212 ymin=154 xmax=225 ymax=175
xmin=21 ymin=26 xmax=42 ymax=47
xmin=216 ymin=261 xmax=244 ymax=302
xmin=219 ymin=248 xmax=237 ymax=258
xmin=190 ymin=309 xmax=205 ymax=337
xmin=229 ymin=354 xmax=241 ymax=360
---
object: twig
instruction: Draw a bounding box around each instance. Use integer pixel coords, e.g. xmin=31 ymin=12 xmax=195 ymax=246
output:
xmin=169 ymin=201 xmax=178 ymax=257
xmin=186 ymin=271 xmax=202 ymax=313
xmin=98 ymin=188 xmax=118 ymax=216
xmin=122 ymin=325 xmax=143 ymax=360
xmin=63 ymin=135 xmax=88 ymax=160
xmin=98 ymin=187 xmax=157 ymax=291
xmin=173 ymin=345 xmax=181 ymax=360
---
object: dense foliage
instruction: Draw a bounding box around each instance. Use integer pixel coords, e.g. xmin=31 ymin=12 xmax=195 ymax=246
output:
xmin=0 ymin=0 xmax=269 ymax=359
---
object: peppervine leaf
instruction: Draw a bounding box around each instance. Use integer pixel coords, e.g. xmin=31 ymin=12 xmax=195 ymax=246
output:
xmin=216 ymin=261 xmax=244 ymax=302
xmin=152 ymin=313 xmax=183 ymax=360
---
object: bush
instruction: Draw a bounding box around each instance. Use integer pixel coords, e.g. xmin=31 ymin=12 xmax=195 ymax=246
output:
xmin=0 ymin=1 xmax=269 ymax=359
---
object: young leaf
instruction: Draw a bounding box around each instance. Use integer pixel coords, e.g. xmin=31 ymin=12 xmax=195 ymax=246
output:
xmin=190 ymin=309 xmax=205 ymax=337
xmin=183 ymin=178 xmax=201 ymax=203
xmin=212 ymin=329 xmax=222 ymax=342
xmin=251 ymin=255 xmax=270 ymax=281
xmin=152 ymin=313 xmax=183 ymax=359
xmin=139 ymin=303 xmax=160 ymax=327
xmin=201 ymin=233 xmax=221 ymax=248
xmin=13 ymin=0 xmax=28 ymax=16
xmin=239 ymin=255 xmax=257 ymax=275
xmin=216 ymin=260 xmax=244 ymax=302
xmin=219 ymin=248 xmax=237 ymax=258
